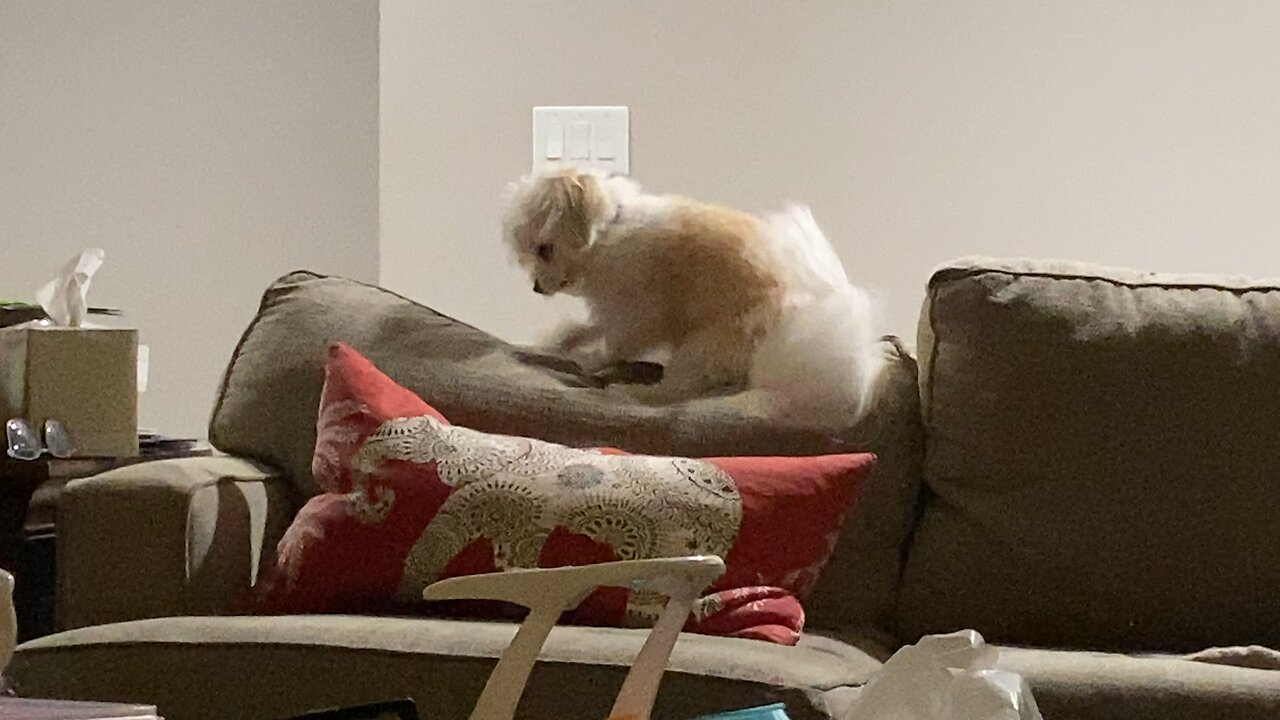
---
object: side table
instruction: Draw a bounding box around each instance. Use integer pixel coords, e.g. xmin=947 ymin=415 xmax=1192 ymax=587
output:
xmin=0 ymin=448 xmax=211 ymax=641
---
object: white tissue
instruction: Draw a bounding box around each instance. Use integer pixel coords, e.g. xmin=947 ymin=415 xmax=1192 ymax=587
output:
xmin=841 ymin=630 xmax=1043 ymax=720
xmin=35 ymin=249 xmax=105 ymax=327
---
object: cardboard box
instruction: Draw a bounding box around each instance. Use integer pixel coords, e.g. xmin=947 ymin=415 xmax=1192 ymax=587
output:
xmin=0 ymin=326 xmax=138 ymax=457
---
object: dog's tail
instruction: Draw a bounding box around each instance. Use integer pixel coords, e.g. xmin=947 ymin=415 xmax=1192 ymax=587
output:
xmin=748 ymin=204 xmax=884 ymax=420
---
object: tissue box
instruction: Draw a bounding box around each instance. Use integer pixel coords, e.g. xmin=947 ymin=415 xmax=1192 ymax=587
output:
xmin=0 ymin=326 xmax=139 ymax=457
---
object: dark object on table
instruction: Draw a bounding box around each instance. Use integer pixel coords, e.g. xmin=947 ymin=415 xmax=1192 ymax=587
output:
xmin=0 ymin=303 xmax=123 ymax=328
xmin=0 ymin=304 xmax=46 ymax=329
xmin=285 ymin=699 xmax=420 ymax=720
xmin=137 ymin=432 xmax=202 ymax=458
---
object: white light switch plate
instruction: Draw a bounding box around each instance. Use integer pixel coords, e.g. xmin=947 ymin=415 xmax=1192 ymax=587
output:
xmin=532 ymin=106 xmax=629 ymax=174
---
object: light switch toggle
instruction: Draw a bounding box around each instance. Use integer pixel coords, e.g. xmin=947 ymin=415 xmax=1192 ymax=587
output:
xmin=566 ymin=121 xmax=591 ymax=160
xmin=594 ymin=125 xmax=617 ymax=160
xmin=545 ymin=124 xmax=564 ymax=160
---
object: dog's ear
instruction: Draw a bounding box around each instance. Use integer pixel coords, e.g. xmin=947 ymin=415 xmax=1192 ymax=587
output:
xmin=551 ymin=174 xmax=585 ymax=215
xmin=561 ymin=173 xmax=611 ymax=232
xmin=576 ymin=172 xmax=608 ymax=221
xmin=555 ymin=171 xmax=593 ymax=215
xmin=537 ymin=173 xmax=597 ymax=247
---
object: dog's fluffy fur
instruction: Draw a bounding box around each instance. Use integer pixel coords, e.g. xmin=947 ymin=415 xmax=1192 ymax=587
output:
xmin=502 ymin=166 xmax=882 ymax=417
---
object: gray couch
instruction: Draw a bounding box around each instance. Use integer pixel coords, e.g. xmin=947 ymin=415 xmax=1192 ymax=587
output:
xmin=11 ymin=259 xmax=1280 ymax=719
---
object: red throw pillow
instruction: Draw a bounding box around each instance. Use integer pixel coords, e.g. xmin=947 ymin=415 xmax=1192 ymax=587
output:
xmin=257 ymin=343 xmax=875 ymax=645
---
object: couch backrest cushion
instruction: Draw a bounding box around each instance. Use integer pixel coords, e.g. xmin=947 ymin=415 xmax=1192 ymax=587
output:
xmin=209 ymin=271 xmax=925 ymax=635
xmin=897 ymin=257 xmax=1280 ymax=652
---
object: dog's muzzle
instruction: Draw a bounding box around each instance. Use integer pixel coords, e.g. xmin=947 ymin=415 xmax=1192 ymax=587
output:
xmin=533 ymin=281 xmax=549 ymax=295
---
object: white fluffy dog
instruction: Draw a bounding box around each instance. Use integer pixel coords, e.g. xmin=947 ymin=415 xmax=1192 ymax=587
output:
xmin=502 ymin=166 xmax=882 ymax=418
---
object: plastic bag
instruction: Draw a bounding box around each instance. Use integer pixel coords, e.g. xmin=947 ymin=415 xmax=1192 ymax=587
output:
xmin=841 ymin=630 xmax=1043 ymax=720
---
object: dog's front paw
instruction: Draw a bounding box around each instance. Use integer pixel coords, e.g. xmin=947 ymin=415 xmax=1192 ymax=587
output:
xmin=592 ymin=361 xmax=664 ymax=387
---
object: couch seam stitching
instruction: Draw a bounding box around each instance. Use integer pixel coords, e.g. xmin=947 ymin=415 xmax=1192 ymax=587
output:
xmin=930 ymin=266 xmax=1280 ymax=294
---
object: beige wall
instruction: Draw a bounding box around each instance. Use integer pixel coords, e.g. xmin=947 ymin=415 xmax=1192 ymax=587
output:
xmin=382 ymin=1 xmax=1280 ymax=346
xmin=1 ymin=1 xmax=380 ymax=437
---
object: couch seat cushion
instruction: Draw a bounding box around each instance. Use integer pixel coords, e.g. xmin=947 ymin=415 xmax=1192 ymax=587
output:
xmin=996 ymin=645 xmax=1280 ymax=720
xmin=816 ymin=644 xmax=1280 ymax=720
xmin=11 ymin=616 xmax=881 ymax=720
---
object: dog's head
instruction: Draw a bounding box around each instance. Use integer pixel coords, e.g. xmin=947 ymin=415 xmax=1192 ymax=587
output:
xmin=502 ymin=167 xmax=611 ymax=296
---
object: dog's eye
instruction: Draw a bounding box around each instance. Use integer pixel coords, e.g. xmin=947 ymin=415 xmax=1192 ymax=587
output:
xmin=535 ymin=244 xmax=553 ymax=261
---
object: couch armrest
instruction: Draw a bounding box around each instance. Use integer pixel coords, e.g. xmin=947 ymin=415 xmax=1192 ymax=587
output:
xmin=57 ymin=455 xmax=297 ymax=630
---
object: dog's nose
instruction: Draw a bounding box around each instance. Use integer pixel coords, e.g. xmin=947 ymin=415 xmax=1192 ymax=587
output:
xmin=533 ymin=281 xmax=548 ymax=295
